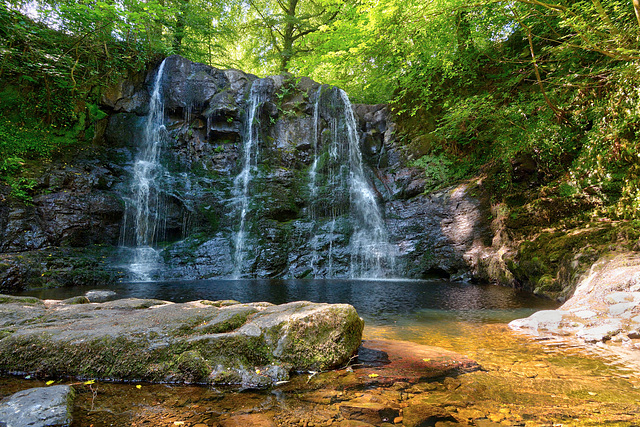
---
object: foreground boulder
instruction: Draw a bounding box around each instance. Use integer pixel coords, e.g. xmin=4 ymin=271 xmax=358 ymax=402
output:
xmin=510 ymin=252 xmax=640 ymax=349
xmin=0 ymin=296 xmax=363 ymax=387
xmin=0 ymin=385 xmax=74 ymax=427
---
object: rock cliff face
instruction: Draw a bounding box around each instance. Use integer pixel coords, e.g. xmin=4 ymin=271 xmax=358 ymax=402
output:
xmin=0 ymin=55 xmax=502 ymax=288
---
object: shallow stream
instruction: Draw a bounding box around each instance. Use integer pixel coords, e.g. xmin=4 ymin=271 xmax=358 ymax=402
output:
xmin=4 ymin=280 xmax=640 ymax=426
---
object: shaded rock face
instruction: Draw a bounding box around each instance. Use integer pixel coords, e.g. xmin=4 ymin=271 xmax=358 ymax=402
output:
xmin=385 ymin=183 xmax=496 ymax=280
xmin=0 ymin=158 xmax=126 ymax=291
xmin=0 ymin=296 xmax=364 ymax=387
xmin=0 ymin=54 xmax=502 ymax=288
xmin=0 ymin=162 xmax=123 ymax=253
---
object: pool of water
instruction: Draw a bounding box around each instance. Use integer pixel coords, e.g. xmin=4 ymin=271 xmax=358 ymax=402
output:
xmin=8 ymin=280 xmax=640 ymax=426
xmin=20 ymin=278 xmax=558 ymax=327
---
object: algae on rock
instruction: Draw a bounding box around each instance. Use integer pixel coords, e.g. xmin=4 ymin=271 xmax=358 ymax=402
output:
xmin=0 ymin=296 xmax=364 ymax=387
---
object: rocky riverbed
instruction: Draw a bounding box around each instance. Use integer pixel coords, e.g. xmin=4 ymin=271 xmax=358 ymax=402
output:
xmin=2 ymin=320 xmax=640 ymax=426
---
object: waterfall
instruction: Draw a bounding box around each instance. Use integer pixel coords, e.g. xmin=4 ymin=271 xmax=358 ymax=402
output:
xmin=231 ymin=79 xmax=268 ymax=278
xmin=341 ymin=90 xmax=395 ymax=278
xmin=119 ymin=59 xmax=168 ymax=281
xmin=307 ymin=86 xmax=323 ymax=276
xmin=306 ymin=86 xmax=395 ymax=278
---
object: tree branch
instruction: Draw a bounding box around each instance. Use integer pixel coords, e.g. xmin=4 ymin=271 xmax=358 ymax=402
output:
xmin=510 ymin=6 xmax=566 ymax=122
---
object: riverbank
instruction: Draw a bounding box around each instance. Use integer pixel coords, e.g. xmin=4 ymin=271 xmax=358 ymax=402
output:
xmin=2 ymin=314 xmax=639 ymax=426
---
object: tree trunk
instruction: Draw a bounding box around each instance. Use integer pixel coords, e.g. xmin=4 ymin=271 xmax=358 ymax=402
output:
xmin=173 ymin=0 xmax=189 ymax=55
xmin=279 ymin=0 xmax=299 ymax=73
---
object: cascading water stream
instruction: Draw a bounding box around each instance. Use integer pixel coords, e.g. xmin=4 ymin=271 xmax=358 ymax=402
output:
xmin=306 ymin=87 xmax=395 ymax=278
xmin=340 ymin=90 xmax=396 ymax=278
xmin=119 ymin=59 xmax=168 ymax=281
xmin=231 ymin=79 xmax=268 ymax=278
xmin=308 ymin=86 xmax=323 ymax=276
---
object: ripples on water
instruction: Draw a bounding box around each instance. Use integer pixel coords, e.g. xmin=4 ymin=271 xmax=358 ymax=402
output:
xmin=21 ymin=278 xmax=559 ymax=328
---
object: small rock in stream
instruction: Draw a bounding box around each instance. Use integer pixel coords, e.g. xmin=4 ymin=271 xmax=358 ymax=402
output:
xmin=0 ymin=385 xmax=74 ymax=427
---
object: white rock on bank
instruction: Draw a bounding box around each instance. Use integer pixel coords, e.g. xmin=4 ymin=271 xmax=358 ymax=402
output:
xmin=509 ymin=253 xmax=640 ymax=347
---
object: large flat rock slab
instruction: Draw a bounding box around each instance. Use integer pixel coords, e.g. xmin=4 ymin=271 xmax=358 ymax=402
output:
xmin=0 ymin=296 xmax=363 ymax=387
xmin=510 ymin=253 xmax=640 ymax=366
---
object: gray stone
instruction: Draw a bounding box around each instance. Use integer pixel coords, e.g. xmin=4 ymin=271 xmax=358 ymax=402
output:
xmin=84 ymin=290 xmax=117 ymax=302
xmin=0 ymin=385 xmax=74 ymax=427
xmin=509 ymin=310 xmax=567 ymax=333
xmin=609 ymin=302 xmax=635 ymax=316
xmin=605 ymin=292 xmax=634 ymax=304
xmin=0 ymin=297 xmax=363 ymax=387
xmin=576 ymin=320 xmax=623 ymax=343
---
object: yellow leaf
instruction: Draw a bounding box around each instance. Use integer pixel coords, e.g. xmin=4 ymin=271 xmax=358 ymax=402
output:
xmin=46 ymin=380 xmax=55 ymax=385
xmin=422 ymin=358 xmax=431 ymax=362
xmin=83 ymin=380 xmax=95 ymax=385
xmin=368 ymin=373 xmax=379 ymax=378
xmin=136 ymin=385 xmax=142 ymax=389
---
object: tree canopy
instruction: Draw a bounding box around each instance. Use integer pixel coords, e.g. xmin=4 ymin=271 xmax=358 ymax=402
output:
xmin=1 ymin=0 xmax=640 ymax=217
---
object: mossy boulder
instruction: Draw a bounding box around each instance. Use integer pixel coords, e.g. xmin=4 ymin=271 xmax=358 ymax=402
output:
xmin=0 ymin=297 xmax=363 ymax=387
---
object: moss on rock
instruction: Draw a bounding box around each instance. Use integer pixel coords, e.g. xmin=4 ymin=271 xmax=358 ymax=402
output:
xmin=0 ymin=297 xmax=363 ymax=387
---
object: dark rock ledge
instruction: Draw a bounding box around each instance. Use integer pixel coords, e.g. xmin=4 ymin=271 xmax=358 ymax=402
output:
xmin=0 ymin=296 xmax=363 ymax=387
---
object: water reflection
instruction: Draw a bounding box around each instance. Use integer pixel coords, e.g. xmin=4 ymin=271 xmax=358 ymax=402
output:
xmin=20 ymin=279 xmax=558 ymax=327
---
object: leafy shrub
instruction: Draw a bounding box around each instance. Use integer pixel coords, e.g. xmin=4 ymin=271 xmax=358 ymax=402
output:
xmin=410 ymin=152 xmax=474 ymax=192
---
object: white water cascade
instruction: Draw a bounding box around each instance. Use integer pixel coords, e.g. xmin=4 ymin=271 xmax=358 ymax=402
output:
xmin=307 ymin=86 xmax=395 ymax=278
xmin=341 ymin=90 xmax=396 ymax=277
xmin=119 ymin=59 xmax=168 ymax=281
xmin=231 ymin=79 xmax=269 ymax=278
xmin=307 ymin=85 xmax=323 ymax=275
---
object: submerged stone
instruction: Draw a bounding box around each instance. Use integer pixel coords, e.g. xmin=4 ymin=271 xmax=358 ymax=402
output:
xmin=0 ymin=296 xmax=363 ymax=387
xmin=355 ymin=339 xmax=480 ymax=384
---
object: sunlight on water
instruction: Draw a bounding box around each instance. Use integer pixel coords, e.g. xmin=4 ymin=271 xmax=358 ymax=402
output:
xmin=14 ymin=279 xmax=640 ymax=426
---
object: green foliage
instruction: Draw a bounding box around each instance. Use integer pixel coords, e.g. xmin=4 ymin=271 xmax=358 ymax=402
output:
xmin=0 ymin=118 xmax=73 ymax=202
xmin=215 ymin=0 xmax=348 ymax=74
xmin=293 ymin=0 xmax=640 ymax=220
xmin=410 ymin=153 xmax=474 ymax=193
xmin=0 ymin=157 xmax=36 ymax=203
xmin=2 ymin=0 xmax=640 ymax=221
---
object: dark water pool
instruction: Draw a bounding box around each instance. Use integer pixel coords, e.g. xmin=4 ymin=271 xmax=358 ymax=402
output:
xmin=19 ymin=278 xmax=559 ymax=326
